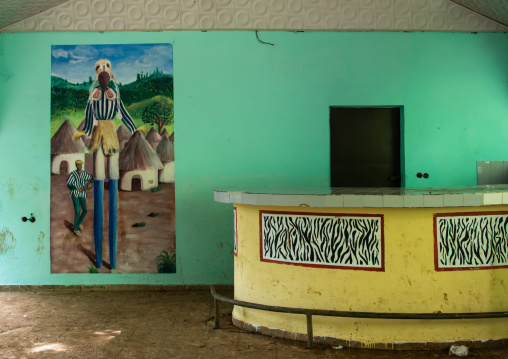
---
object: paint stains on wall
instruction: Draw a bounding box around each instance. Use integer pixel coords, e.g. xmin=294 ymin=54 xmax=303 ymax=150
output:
xmin=36 ymin=231 xmax=45 ymax=255
xmin=8 ymin=181 xmax=14 ymax=201
xmin=0 ymin=228 xmax=16 ymax=255
xmin=400 ymin=274 xmax=412 ymax=287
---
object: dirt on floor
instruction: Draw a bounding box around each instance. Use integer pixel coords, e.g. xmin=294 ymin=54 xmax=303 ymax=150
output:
xmin=0 ymin=289 xmax=506 ymax=359
xmin=50 ymin=171 xmax=175 ymax=274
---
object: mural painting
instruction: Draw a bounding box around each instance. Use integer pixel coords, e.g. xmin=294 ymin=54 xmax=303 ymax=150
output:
xmin=50 ymin=44 xmax=175 ymax=273
xmin=434 ymin=212 xmax=508 ymax=271
xmin=260 ymin=211 xmax=384 ymax=271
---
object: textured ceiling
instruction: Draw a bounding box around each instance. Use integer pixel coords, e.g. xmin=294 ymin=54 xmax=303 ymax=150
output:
xmin=0 ymin=0 xmax=69 ymax=30
xmin=1 ymin=0 xmax=507 ymax=33
xmin=451 ymin=0 xmax=508 ymax=27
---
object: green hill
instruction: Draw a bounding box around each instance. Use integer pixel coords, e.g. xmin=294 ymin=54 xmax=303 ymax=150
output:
xmin=51 ymin=86 xmax=89 ymax=116
xmin=51 ymin=76 xmax=90 ymax=90
xmin=118 ymin=74 xmax=173 ymax=106
xmin=126 ymin=95 xmax=173 ymax=119
xmin=50 ymin=73 xmax=173 ymax=114
xmin=51 ymin=72 xmax=174 ymax=137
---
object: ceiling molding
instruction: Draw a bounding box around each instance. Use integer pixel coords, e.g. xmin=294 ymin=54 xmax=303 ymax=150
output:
xmin=1 ymin=0 xmax=507 ymax=33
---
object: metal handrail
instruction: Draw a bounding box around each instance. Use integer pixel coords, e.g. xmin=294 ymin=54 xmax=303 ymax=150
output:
xmin=211 ymin=285 xmax=508 ymax=349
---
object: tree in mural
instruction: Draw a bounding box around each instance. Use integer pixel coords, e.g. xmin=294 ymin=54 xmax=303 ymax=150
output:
xmin=142 ymin=101 xmax=174 ymax=134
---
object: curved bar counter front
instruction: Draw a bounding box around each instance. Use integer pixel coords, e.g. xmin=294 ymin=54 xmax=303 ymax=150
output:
xmin=214 ymin=186 xmax=508 ymax=350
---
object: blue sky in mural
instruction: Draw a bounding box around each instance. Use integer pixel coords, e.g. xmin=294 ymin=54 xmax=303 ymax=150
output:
xmin=51 ymin=43 xmax=173 ymax=84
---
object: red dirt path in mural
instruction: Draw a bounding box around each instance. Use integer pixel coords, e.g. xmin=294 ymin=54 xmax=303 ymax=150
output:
xmin=50 ymin=173 xmax=175 ymax=274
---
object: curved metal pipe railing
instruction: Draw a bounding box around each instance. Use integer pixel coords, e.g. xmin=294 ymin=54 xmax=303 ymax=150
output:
xmin=211 ymin=285 xmax=508 ymax=349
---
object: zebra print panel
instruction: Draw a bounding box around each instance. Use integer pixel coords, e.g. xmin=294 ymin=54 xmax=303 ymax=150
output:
xmin=260 ymin=211 xmax=384 ymax=271
xmin=434 ymin=212 xmax=508 ymax=270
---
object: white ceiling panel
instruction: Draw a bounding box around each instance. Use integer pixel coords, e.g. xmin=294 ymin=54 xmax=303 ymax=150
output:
xmin=451 ymin=0 xmax=508 ymax=27
xmin=0 ymin=0 xmax=507 ymax=33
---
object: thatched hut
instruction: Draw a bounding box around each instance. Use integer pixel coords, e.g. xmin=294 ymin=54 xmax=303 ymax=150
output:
xmin=168 ymin=131 xmax=174 ymax=144
xmin=119 ymin=131 xmax=163 ymax=191
xmin=145 ymin=127 xmax=162 ymax=150
xmin=77 ymin=120 xmax=91 ymax=147
xmin=156 ymin=137 xmax=175 ymax=183
xmin=117 ymin=124 xmax=132 ymax=151
xmin=161 ymin=128 xmax=170 ymax=138
xmin=51 ymin=119 xmax=86 ymax=175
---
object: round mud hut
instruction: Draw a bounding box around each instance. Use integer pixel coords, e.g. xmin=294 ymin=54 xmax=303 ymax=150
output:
xmin=51 ymin=119 xmax=86 ymax=175
xmin=119 ymin=131 xmax=163 ymax=191
xmin=145 ymin=127 xmax=162 ymax=150
xmin=156 ymin=137 xmax=175 ymax=183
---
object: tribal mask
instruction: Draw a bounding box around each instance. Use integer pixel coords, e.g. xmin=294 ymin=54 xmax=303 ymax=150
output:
xmin=94 ymin=59 xmax=113 ymax=78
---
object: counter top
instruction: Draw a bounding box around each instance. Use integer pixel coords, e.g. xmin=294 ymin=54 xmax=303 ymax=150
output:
xmin=213 ymin=185 xmax=508 ymax=208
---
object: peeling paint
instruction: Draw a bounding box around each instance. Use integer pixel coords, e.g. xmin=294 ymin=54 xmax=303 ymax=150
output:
xmin=36 ymin=231 xmax=45 ymax=255
xmin=0 ymin=228 xmax=16 ymax=255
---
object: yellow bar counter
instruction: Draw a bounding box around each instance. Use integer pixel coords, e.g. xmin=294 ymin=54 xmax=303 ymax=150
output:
xmin=214 ymin=186 xmax=508 ymax=350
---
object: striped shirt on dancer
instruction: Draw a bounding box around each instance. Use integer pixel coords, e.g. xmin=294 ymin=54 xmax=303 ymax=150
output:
xmin=82 ymin=86 xmax=136 ymax=136
xmin=67 ymin=170 xmax=93 ymax=198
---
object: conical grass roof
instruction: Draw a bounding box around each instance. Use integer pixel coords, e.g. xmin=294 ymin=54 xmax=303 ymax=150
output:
xmin=168 ymin=132 xmax=174 ymax=144
xmin=156 ymin=136 xmax=175 ymax=162
xmin=51 ymin=119 xmax=86 ymax=155
xmin=117 ymin=124 xmax=132 ymax=141
xmin=161 ymin=128 xmax=170 ymax=138
xmin=145 ymin=127 xmax=162 ymax=144
xmin=119 ymin=131 xmax=163 ymax=171
xmin=77 ymin=119 xmax=85 ymax=132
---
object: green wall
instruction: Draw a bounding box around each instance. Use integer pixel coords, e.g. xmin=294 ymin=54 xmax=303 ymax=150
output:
xmin=0 ymin=31 xmax=507 ymax=285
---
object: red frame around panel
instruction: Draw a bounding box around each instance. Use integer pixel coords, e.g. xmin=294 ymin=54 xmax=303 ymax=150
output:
xmin=433 ymin=211 xmax=508 ymax=272
xmin=259 ymin=210 xmax=385 ymax=272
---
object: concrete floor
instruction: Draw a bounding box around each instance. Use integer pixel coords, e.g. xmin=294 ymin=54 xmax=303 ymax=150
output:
xmin=0 ymin=289 xmax=506 ymax=359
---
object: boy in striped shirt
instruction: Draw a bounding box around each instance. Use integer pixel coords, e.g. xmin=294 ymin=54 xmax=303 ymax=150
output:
xmin=67 ymin=160 xmax=94 ymax=237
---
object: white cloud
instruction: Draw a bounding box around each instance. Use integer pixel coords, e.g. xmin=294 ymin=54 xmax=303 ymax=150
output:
xmin=134 ymin=45 xmax=172 ymax=69
xmin=52 ymin=49 xmax=68 ymax=58
xmin=113 ymin=46 xmax=173 ymax=83
xmin=69 ymin=56 xmax=90 ymax=64
xmin=52 ymin=44 xmax=173 ymax=84
xmin=72 ymin=45 xmax=99 ymax=58
xmin=100 ymin=46 xmax=124 ymax=57
xmin=64 ymin=46 xmax=99 ymax=64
